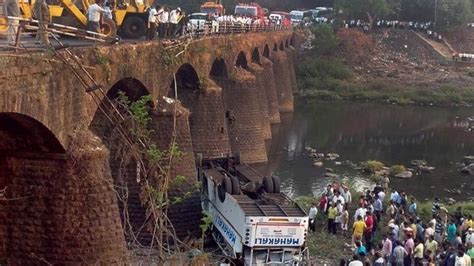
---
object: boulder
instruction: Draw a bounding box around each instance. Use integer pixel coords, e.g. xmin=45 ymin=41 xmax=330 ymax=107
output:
xmin=411 ymin=160 xmax=427 ymax=167
xmin=419 ymin=166 xmax=435 ymax=173
xmin=461 ymin=164 xmax=474 ymax=175
xmin=324 ymin=173 xmax=338 ymax=178
xmin=464 ymin=156 xmax=474 ymax=165
xmin=313 ymin=161 xmax=323 ymax=167
xmin=334 ymin=161 xmax=342 ymax=166
xmin=395 ymin=171 xmax=413 ymax=179
xmin=446 ymin=198 xmax=457 ymax=205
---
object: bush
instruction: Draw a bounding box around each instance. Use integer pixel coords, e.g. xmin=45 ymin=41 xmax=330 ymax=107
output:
xmin=362 ymin=160 xmax=385 ymax=173
xmin=297 ymin=58 xmax=352 ymax=91
xmin=389 ymin=165 xmax=407 ymax=176
xmin=310 ymin=24 xmax=339 ymax=56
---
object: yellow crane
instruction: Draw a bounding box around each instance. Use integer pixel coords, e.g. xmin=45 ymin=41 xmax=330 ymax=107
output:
xmin=2 ymin=0 xmax=153 ymax=39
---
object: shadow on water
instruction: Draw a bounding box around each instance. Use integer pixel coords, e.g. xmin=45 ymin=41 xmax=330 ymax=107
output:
xmin=263 ymin=99 xmax=474 ymax=200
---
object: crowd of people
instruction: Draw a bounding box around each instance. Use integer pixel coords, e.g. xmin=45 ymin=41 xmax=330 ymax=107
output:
xmin=308 ymin=179 xmax=474 ymax=266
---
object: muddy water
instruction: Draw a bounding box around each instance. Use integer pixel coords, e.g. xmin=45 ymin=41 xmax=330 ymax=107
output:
xmin=264 ymin=100 xmax=474 ymax=200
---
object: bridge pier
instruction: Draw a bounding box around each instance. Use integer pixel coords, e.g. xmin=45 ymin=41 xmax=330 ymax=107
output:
xmin=248 ymin=62 xmax=272 ymax=139
xmin=272 ymin=52 xmax=294 ymax=113
xmin=151 ymin=101 xmax=201 ymax=239
xmin=0 ymin=130 xmax=127 ymax=264
xmin=285 ymin=47 xmax=298 ymax=93
xmin=261 ymin=57 xmax=281 ymax=124
xmin=220 ymin=68 xmax=268 ymax=163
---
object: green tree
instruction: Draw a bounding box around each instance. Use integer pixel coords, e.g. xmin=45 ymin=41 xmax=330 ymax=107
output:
xmin=335 ymin=0 xmax=396 ymax=29
xmin=311 ymin=24 xmax=339 ymax=55
xmin=436 ymin=0 xmax=472 ymax=30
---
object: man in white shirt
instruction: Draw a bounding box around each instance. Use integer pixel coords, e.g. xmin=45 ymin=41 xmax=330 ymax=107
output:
xmin=168 ymin=7 xmax=181 ymax=37
xmin=158 ymin=7 xmax=169 ymax=38
xmin=147 ymin=5 xmax=159 ymax=41
xmin=308 ymin=203 xmax=318 ymax=232
xmin=86 ymin=0 xmax=106 ymax=33
xmin=332 ymin=191 xmax=345 ymax=205
xmin=343 ymin=186 xmax=352 ymax=204
xmin=348 ymin=255 xmax=363 ymax=266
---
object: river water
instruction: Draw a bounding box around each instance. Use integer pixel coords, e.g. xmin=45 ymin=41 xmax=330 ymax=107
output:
xmin=263 ymin=99 xmax=474 ymax=201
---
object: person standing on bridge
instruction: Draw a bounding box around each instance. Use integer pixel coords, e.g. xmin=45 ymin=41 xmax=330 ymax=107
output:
xmin=33 ymin=0 xmax=50 ymax=45
xmin=146 ymin=5 xmax=159 ymax=41
xmin=86 ymin=0 xmax=106 ymax=33
xmin=158 ymin=6 xmax=169 ymax=39
xmin=5 ymin=0 xmax=20 ymax=45
xmin=168 ymin=7 xmax=181 ymax=38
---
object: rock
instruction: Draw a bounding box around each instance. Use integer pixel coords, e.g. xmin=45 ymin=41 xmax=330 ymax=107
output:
xmin=418 ymin=166 xmax=435 ymax=173
xmin=324 ymin=173 xmax=338 ymax=178
xmin=464 ymin=156 xmax=474 ymax=165
xmin=411 ymin=160 xmax=427 ymax=167
xmin=313 ymin=161 xmax=323 ymax=167
xmin=317 ymin=153 xmax=325 ymax=158
xmin=326 ymin=168 xmax=334 ymax=172
xmin=446 ymin=198 xmax=456 ymax=205
xmin=327 ymin=153 xmax=340 ymax=159
xmin=334 ymin=161 xmax=342 ymax=166
xmin=395 ymin=171 xmax=413 ymax=179
xmin=461 ymin=164 xmax=474 ymax=175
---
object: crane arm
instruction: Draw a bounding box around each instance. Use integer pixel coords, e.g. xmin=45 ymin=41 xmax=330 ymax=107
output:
xmin=60 ymin=0 xmax=88 ymax=26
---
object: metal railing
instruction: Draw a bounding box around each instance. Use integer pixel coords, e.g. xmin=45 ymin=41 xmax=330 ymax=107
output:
xmin=0 ymin=16 xmax=292 ymax=50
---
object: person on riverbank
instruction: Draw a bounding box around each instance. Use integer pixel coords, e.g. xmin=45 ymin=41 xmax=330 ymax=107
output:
xmin=448 ymin=220 xmax=458 ymax=244
xmin=319 ymin=193 xmax=329 ymax=214
xmin=392 ymin=241 xmax=405 ymax=266
xmin=404 ymin=232 xmax=415 ymax=266
xmin=373 ymin=195 xmax=383 ymax=222
xmin=353 ymin=215 xmax=366 ymax=246
xmin=308 ymin=203 xmax=318 ymax=232
xmin=414 ymin=238 xmax=424 ymax=266
xmin=341 ymin=205 xmax=349 ymax=234
xmin=364 ymin=210 xmax=374 ymax=252
xmin=328 ymin=202 xmax=338 ymax=234
xmin=425 ymin=235 xmax=438 ymax=261
xmin=382 ymin=234 xmax=392 ymax=262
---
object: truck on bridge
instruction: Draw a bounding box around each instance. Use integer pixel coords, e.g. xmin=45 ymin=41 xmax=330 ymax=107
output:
xmin=197 ymin=156 xmax=309 ymax=265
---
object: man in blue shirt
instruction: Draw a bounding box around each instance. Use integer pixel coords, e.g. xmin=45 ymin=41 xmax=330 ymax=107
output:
xmin=408 ymin=197 xmax=417 ymax=216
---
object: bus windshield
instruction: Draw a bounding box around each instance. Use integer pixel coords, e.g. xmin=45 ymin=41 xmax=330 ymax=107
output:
xmin=235 ymin=6 xmax=257 ymax=17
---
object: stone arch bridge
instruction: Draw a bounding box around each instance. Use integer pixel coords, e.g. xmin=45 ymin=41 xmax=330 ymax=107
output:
xmin=0 ymin=30 xmax=302 ymax=263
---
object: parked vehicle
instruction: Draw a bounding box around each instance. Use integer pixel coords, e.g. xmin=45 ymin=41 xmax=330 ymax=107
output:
xmin=200 ymin=0 xmax=224 ymax=16
xmin=188 ymin=13 xmax=219 ymax=34
xmin=289 ymin=10 xmax=312 ymax=25
xmin=198 ymin=156 xmax=310 ymax=265
xmin=234 ymin=3 xmax=265 ymax=22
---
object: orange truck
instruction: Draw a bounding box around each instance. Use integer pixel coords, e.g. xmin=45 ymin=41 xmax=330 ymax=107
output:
xmin=200 ymin=0 xmax=224 ymax=16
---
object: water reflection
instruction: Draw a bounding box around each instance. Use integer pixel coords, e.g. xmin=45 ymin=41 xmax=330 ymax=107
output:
xmin=266 ymin=100 xmax=474 ymax=200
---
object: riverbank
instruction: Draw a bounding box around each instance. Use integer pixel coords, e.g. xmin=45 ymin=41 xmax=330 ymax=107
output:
xmin=297 ymin=27 xmax=474 ymax=106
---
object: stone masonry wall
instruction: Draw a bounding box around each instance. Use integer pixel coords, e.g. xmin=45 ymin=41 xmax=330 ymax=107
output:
xmin=221 ymin=68 xmax=268 ymax=163
xmin=260 ymin=57 xmax=281 ymax=124
xmin=272 ymin=52 xmax=294 ymax=113
xmin=248 ymin=62 xmax=272 ymax=140
xmin=0 ymin=150 xmax=127 ymax=264
xmin=179 ymin=82 xmax=232 ymax=159
xmin=285 ymin=48 xmax=298 ymax=93
xmin=151 ymin=102 xmax=201 ymax=239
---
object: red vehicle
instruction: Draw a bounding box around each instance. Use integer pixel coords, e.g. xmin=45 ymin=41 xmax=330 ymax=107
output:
xmin=270 ymin=11 xmax=291 ymax=27
xmin=234 ymin=3 xmax=265 ymax=21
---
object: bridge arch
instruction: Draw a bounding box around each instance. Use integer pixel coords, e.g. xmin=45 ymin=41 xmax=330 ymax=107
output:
xmin=235 ymin=51 xmax=249 ymax=69
xmin=263 ymin=44 xmax=270 ymax=58
xmin=273 ymin=43 xmax=278 ymax=52
xmin=0 ymin=112 xmax=65 ymax=153
xmin=285 ymin=39 xmax=289 ymax=48
xmin=279 ymin=41 xmax=284 ymax=51
xmin=0 ymin=113 xmax=66 ymax=262
xmin=210 ymin=57 xmax=228 ymax=78
xmin=251 ymin=47 xmax=261 ymax=64
xmin=90 ymin=77 xmax=152 ymax=246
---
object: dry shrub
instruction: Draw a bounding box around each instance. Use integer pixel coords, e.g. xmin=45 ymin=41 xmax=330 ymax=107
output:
xmin=337 ymin=28 xmax=375 ymax=64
